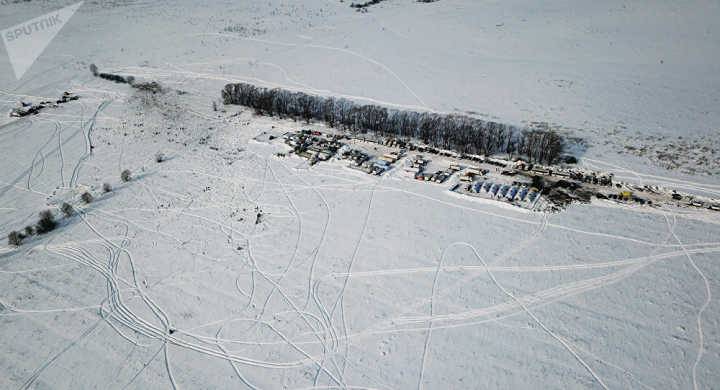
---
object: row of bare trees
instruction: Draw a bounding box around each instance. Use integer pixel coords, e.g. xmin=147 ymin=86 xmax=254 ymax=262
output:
xmin=222 ymin=83 xmax=564 ymax=163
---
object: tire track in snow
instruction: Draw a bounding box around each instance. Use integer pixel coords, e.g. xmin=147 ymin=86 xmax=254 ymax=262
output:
xmin=324 ymin=246 xmax=720 ymax=279
xmin=25 ymin=127 xmax=56 ymax=191
xmin=55 ymin=121 xmax=65 ymax=187
xmin=329 ymin=180 xmax=376 ymax=379
xmin=19 ymin=313 xmax=107 ymax=390
xmin=417 ymin=251 xmax=444 ymax=390
xmin=665 ymin=213 xmax=712 ymax=390
xmin=70 ymin=101 xmax=110 ymax=187
xmin=241 ymin=36 xmax=429 ymax=108
xmin=215 ymin=324 xmax=259 ymax=390
xmin=459 ymin=241 xmax=610 ymax=390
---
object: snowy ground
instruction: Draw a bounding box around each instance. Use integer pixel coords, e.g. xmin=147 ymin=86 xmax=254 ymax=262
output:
xmin=1 ymin=1 xmax=720 ymax=389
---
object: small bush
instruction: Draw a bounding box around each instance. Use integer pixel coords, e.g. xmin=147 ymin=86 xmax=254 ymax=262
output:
xmin=24 ymin=226 xmax=35 ymax=237
xmin=133 ymin=81 xmax=163 ymax=94
xmin=8 ymin=231 xmax=22 ymax=246
xmin=99 ymin=73 xmax=128 ymax=84
xmin=36 ymin=210 xmax=57 ymax=234
xmin=121 ymin=169 xmax=132 ymax=182
xmin=102 ymin=182 xmax=113 ymax=193
xmin=155 ymin=152 xmax=165 ymax=163
xmin=61 ymin=202 xmax=75 ymax=217
xmin=89 ymin=63 xmax=98 ymax=76
xmin=81 ymin=192 xmax=94 ymax=204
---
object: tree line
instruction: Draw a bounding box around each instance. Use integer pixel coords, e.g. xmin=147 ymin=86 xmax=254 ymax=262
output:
xmin=222 ymin=83 xmax=564 ymax=163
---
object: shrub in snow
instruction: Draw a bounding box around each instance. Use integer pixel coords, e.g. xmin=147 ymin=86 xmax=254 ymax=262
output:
xmin=155 ymin=152 xmax=165 ymax=163
xmin=8 ymin=231 xmax=22 ymax=246
xmin=36 ymin=210 xmax=57 ymax=234
xmin=102 ymin=182 xmax=112 ymax=193
xmin=61 ymin=202 xmax=75 ymax=217
xmin=81 ymin=192 xmax=94 ymax=204
xmin=89 ymin=63 xmax=98 ymax=76
xmin=24 ymin=226 xmax=35 ymax=237
xmin=121 ymin=169 xmax=132 ymax=182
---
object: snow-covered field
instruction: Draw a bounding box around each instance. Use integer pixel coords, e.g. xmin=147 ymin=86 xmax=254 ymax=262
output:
xmin=1 ymin=1 xmax=720 ymax=389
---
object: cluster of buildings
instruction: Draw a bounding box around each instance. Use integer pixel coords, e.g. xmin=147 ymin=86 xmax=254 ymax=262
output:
xmin=340 ymin=148 xmax=371 ymax=167
xmin=457 ymin=179 xmax=541 ymax=208
xmin=512 ymin=161 xmax=614 ymax=186
xmin=597 ymin=185 xmax=719 ymax=211
xmin=602 ymin=191 xmax=652 ymax=205
xmin=284 ymin=130 xmax=409 ymax=175
xmin=415 ymin=162 xmax=461 ymax=183
xmin=667 ymin=190 xmax=720 ymax=211
xmin=283 ymin=130 xmax=343 ymax=165
xmin=459 ymin=166 xmax=489 ymax=182
xmin=278 ymin=129 xmax=719 ymax=213
xmin=366 ymin=151 xmax=404 ymax=175
xmin=691 ymin=200 xmax=720 ymax=211
xmin=339 ymin=148 xmax=404 ymax=175
xmin=10 ymin=92 xmax=79 ymax=117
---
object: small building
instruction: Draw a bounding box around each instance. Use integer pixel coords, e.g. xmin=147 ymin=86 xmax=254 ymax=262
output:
xmin=460 ymin=172 xmax=475 ymax=182
xmin=472 ymin=181 xmax=484 ymax=193
xmin=527 ymin=190 xmax=539 ymax=203
xmin=482 ymin=181 xmax=493 ymax=193
xmin=499 ymin=185 xmax=510 ymax=198
xmin=518 ymin=187 xmax=529 ymax=201
xmin=378 ymin=155 xmax=396 ymax=163
xmin=532 ymin=167 xmax=552 ymax=175
xmin=374 ymin=160 xmax=390 ymax=169
xmin=506 ymin=186 xmax=519 ymax=200
xmin=466 ymin=166 xmax=481 ymax=175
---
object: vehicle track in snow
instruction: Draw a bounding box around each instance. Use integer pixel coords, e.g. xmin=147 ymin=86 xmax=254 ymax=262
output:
xmin=214 ymin=323 xmax=259 ymax=389
xmin=460 ymin=240 xmax=610 ymax=390
xmin=55 ymin=121 xmax=65 ymax=187
xmin=664 ymin=212 xmax=713 ymax=390
xmin=60 ymin=212 xmax=331 ymax=373
xmin=268 ymin=156 xmax=341 ymax=385
xmin=19 ymin=313 xmax=108 ymax=390
xmin=69 ymin=101 xmax=111 ymax=188
xmin=25 ymin=128 xmax=56 ymax=191
xmin=328 ymin=179 xmax=376 ymax=379
xmin=323 ymin=246 xmax=720 ymax=279
xmin=416 ymin=249 xmax=445 ymax=390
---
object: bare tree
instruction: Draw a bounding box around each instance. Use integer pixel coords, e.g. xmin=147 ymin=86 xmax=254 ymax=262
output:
xmin=221 ymin=82 xmax=566 ymax=163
